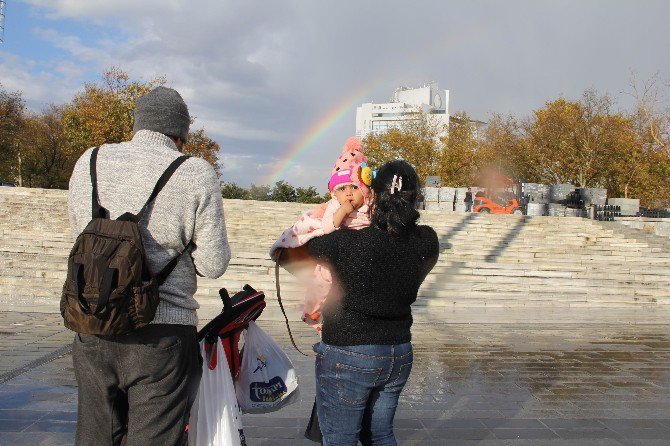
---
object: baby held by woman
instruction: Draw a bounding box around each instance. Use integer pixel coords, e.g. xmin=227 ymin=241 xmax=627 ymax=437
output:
xmin=269 ymin=137 xmax=372 ymax=330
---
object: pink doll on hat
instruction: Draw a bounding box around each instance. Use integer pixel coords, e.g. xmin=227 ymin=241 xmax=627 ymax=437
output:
xmin=269 ymin=136 xmax=373 ymax=331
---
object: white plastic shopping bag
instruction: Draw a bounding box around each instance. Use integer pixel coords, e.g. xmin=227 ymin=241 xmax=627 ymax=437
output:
xmin=235 ymin=321 xmax=299 ymax=413
xmin=189 ymin=338 xmax=246 ymax=446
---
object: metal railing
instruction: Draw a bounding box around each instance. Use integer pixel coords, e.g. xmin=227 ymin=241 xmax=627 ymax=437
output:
xmin=595 ymin=205 xmax=621 ymax=221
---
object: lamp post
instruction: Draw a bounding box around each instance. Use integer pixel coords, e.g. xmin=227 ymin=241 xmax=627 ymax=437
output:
xmin=0 ymin=0 xmax=6 ymax=44
xmin=17 ymin=148 xmax=22 ymax=187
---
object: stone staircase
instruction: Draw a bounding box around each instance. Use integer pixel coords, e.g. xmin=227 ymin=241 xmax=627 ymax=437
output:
xmin=1 ymin=187 xmax=669 ymax=321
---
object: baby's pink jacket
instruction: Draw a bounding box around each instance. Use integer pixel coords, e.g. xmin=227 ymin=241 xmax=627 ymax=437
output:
xmin=269 ymin=198 xmax=370 ymax=260
xmin=269 ymin=198 xmax=370 ymax=330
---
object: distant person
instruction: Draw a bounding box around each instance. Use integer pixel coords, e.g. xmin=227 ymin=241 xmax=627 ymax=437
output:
xmin=464 ymin=187 xmax=473 ymax=212
xmin=307 ymin=159 xmax=440 ymax=445
xmin=67 ymin=86 xmax=231 ymax=446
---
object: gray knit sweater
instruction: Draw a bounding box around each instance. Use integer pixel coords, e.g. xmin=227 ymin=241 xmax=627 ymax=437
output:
xmin=68 ymin=130 xmax=231 ymax=326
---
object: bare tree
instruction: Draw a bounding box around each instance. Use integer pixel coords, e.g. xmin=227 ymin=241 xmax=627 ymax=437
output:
xmin=629 ymin=73 xmax=670 ymax=153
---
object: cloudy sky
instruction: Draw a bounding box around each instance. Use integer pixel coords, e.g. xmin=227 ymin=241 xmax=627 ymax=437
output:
xmin=2 ymin=0 xmax=669 ymax=190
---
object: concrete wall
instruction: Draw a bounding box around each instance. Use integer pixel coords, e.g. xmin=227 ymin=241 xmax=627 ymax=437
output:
xmin=396 ymin=85 xmax=432 ymax=105
xmin=615 ymin=217 xmax=670 ymax=238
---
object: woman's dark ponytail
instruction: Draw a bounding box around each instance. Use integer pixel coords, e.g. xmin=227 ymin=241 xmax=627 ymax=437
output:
xmin=371 ymin=160 xmax=421 ymax=237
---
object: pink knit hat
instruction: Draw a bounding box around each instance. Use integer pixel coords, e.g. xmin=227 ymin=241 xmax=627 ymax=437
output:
xmin=327 ymin=137 xmax=371 ymax=197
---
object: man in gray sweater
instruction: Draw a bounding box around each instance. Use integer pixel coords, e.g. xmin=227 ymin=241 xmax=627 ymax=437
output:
xmin=67 ymin=86 xmax=231 ymax=446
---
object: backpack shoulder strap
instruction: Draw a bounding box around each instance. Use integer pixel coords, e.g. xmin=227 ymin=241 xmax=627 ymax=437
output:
xmin=89 ymin=147 xmax=107 ymax=219
xmin=154 ymin=240 xmax=194 ymax=286
xmin=135 ymin=155 xmax=190 ymax=221
xmin=119 ymin=155 xmax=191 ymax=283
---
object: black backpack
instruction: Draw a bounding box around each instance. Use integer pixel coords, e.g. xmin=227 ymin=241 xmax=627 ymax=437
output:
xmin=60 ymin=147 xmax=191 ymax=335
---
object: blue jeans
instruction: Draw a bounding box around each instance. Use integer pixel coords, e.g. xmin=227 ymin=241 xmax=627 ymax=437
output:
xmin=465 ymin=202 xmax=473 ymax=212
xmin=314 ymin=342 xmax=413 ymax=446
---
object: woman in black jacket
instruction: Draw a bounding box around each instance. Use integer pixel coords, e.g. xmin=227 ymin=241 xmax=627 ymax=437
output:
xmin=307 ymin=159 xmax=440 ymax=445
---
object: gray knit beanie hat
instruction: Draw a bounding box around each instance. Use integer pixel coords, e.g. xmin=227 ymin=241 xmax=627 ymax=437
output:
xmin=133 ymin=86 xmax=190 ymax=142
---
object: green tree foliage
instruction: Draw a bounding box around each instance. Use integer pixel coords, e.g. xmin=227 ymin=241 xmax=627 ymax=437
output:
xmin=270 ymin=180 xmax=297 ymax=202
xmin=219 ymin=182 xmax=328 ymax=203
xmin=221 ymin=182 xmax=250 ymax=199
xmin=0 ymin=85 xmax=25 ymax=182
xmin=296 ymin=186 xmax=322 ymax=204
xmin=19 ymin=106 xmax=71 ymax=189
xmin=248 ymin=184 xmax=271 ymax=201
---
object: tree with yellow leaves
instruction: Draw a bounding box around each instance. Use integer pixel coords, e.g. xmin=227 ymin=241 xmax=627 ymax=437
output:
xmin=473 ymin=113 xmax=525 ymax=182
xmin=363 ymin=111 xmax=444 ymax=185
xmin=361 ymin=88 xmax=670 ymax=207
xmin=63 ymin=68 xmax=222 ymax=174
xmin=439 ymin=112 xmax=479 ymax=187
xmin=183 ymin=129 xmax=222 ymax=177
xmin=62 ymin=67 xmax=166 ymax=157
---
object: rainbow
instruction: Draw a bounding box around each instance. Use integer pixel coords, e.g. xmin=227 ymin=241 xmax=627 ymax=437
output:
xmin=262 ymin=24 xmax=485 ymax=186
xmin=262 ymin=84 xmax=375 ymax=185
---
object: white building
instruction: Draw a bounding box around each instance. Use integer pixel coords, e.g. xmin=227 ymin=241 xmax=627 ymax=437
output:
xmin=355 ymin=83 xmax=450 ymax=139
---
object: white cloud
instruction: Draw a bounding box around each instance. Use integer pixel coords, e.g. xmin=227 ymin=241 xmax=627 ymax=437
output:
xmin=218 ymin=151 xmax=326 ymax=192
xmin=54 ymin=60 xmax=86 ymax=78
xmin=11 ymin=0 xmax=670 ymax=188
xmin=194 ymin=117 xmax=287 ymax=142
xmin=34 ymin=28 xmax=110 ymax=63
xmin=0 ymin=51 xmax=79 ymax=108
xmin=219 ymin=153 xmax=276 ymax=187
xmin=21 ymin=0 xmax=184 ymax=20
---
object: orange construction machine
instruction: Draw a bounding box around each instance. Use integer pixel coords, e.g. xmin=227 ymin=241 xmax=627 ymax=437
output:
xmin=473 ymin=175 xmax=524 ymax=215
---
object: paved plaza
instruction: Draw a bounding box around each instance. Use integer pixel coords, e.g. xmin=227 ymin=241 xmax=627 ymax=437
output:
xmin=1 ymin=307 xmax=670 ymax=445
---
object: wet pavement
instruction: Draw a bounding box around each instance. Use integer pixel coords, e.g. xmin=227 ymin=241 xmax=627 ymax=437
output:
xmin=0 ymin=312 xmax=72 ymax=384
xmin=1 ymin=309 xmax=670 ymax=445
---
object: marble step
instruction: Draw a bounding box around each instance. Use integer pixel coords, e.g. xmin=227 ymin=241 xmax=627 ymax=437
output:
xmin=4 ymin=254 xmax=670 ymax=278
xmin=2 ymin=285 xmax=661 ymax=308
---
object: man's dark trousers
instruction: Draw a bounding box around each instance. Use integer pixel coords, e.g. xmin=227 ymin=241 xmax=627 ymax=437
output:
xmin=73 ymin=324 xmax=202 ymax=446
